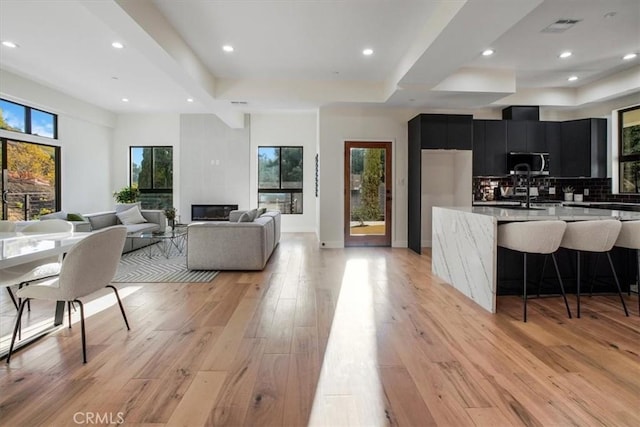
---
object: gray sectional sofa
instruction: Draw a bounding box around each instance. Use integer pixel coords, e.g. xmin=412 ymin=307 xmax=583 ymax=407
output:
xmin=186 ymin=210 xmax=281 ymax=270
xmin=84 ymin=209 xmax=166 ymax=253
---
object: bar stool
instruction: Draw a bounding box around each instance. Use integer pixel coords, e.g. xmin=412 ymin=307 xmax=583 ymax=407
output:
xmin=560 ymin=219 xmax=627 ymax=318
xmin=614 ymin=220 xmax=640 ymax=315
xmin=498 ymin=220 xmax=571 ymax=322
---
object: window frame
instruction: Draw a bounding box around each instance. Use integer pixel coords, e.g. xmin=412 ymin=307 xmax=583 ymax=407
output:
xmin=0 ymin=98 xmax=58 ymax=139
xmin=129 ymin=145 xmax=174 ymax=193
xmin=257 ymin=146 xmax=304 ymax=214
xmin=1 ymin=137 xmax=61 ymax=220
xmin=618 ymin=105 xmax=640 ymax=194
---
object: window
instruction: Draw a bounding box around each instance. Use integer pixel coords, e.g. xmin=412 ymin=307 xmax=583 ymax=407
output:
xmin=619 ymin=105 xmax=640 ymax=193
xmin=130 ymin=146 xmax=173 ymax=209
xmin=0 ymin=98 xmax=57 ymax=139
xmin=258 ymin=146 xmax=303 ymax=214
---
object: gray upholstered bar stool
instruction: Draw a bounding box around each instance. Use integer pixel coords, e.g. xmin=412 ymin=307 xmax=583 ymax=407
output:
xmin=560 ymin=219 xmax=628 ymax=318
xmin=498 ymin=220 xmax=571 ymax=322
xmin=614 ymin=220 xmax=640 ymax=315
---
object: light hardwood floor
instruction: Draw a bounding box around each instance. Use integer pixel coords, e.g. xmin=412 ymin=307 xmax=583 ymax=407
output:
xmin=1 ymin=233 xmax=639 ymax=426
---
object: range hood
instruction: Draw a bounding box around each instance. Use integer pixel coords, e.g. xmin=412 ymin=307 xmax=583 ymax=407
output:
xmin=502 ymin=106 xmax=539 ymax=121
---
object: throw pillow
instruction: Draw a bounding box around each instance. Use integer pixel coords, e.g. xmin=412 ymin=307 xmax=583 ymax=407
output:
xmin=116 ymin=205 xmax=147 ymax=225
xmin=115 ymin=202 xmax=142 ymax=213
xmin=66 ymin=213 xmax=86 ymax=222
xmin=257 ymin=207 xmax=267 ymax=217
xmin=247 ymin=208 xmax=258 ymax=221
xmin=237 ymin=212 xmax=253 ymax=222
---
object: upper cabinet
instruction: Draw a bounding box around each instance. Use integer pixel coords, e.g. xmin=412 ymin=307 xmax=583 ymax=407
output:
xmin=560 ymin=118 xmax=607 ymax=177
xmin=409 ymin=114 xmax=473 ymax=150
xmin=506 ymin=120 xmax=547 ymax=153
xmin=545 ymin=121 xmax=562 ymax=176
xmin=473 ymin=120 xmax=507 ymax=176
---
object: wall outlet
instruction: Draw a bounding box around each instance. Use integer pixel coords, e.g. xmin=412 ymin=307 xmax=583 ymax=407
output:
xmin=584 ymin=188 xmax=589 ymax=196
xmin=549 ymin=186 xmax=556 ymax=195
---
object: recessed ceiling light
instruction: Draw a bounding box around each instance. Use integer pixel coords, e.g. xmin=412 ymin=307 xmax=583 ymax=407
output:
xmin=121 ymin=98 xmax=129 ymax=102
xmin=2 ymin=41 xmax=18 ymax=48
xmin=568 ymin=76 xmax=578 ymax=82
xmin=482 ymin=49 xmax=494 ymax=56
xmin=362 ymin=48 xmax=374 ymax=56
xmin=187 ymin=98 xmax=194 ymax=103
xmin=623 ymin=53 xmax=637 ymax=60
xmin=222 ymin=45 xmax=234 ymax=52
xmin=559 ymin=51 xmax=572 ymax=59
xmin=112 ymin=42 xmax=124 ymax=49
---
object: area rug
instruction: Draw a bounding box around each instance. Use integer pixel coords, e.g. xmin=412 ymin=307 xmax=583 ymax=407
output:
xmin=113 ymin=247 xmax=219 ymax=283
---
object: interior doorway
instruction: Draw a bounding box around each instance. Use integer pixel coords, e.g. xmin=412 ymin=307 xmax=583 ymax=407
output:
xmin=344 ymin=141 xmax=392 ymax=247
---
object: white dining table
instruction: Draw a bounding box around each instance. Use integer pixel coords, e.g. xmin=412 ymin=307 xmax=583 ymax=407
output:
xmin=0 ymin=231 xmax=91 ymax=269
xmin=0 ymin=231 xmax=92 ymax=359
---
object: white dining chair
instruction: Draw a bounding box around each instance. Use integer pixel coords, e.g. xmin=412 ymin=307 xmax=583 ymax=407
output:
xmin=7 ymin=226 xmax=129 ymax=364
xmin=498 ymin=220 xmax=571 ymax=322
xmin=0 ymin=220 xmax=17 ymax=232
xmin=560 ymin=219 xmax=627 ymax=318
xmin=22 ymin=218 xmax=73 ymax=233
xmin=614 ymin=220 xmax=640 ymax=315
xmin=1 ymin=218 xmax=74 ymax=311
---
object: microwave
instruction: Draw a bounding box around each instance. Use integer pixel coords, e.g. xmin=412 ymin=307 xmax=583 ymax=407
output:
xmin=507 ymin=152 xmax=549 ymax=175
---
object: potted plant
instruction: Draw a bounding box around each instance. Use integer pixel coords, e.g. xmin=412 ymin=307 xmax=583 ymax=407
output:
xmin=164 ymin=206 xmax=177 ymax=230
xmin=562 ymin=185 xmax=574 ymax=202
xmin=113 ymin=186 xmax=140 ymax=204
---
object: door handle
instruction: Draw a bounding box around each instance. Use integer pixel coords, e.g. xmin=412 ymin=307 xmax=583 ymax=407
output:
xmin=2 ymin=190 xmax=8 ymax=203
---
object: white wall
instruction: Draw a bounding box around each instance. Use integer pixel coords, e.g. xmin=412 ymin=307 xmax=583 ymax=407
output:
xmin=111 ymin=113 xmax=180 ymax=209
xmin=317 ymin=106 xmax=411 ymax=248
xmin=250 ymin=112 xmax=317 ymax=232
xmin=421 ymin=150 xmax=472 ymax=247
xmin=180 ymin=114 xmax=250 ymax=222
xmin=0 ymin=69 xmax=115 ymax=214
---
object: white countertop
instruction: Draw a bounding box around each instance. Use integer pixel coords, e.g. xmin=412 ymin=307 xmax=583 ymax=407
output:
xmin=438 ymin=205 xmax=640 ymax=222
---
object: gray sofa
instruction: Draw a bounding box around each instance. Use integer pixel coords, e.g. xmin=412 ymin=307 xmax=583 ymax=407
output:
xmin=187 ymin=210 xmax=281 ymax=270
xmin=84 ymin=209 xmax=166 ymax=253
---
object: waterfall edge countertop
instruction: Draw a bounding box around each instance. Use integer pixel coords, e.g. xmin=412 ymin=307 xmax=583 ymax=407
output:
xmin=453 ymin=205 xmax=640 ymax=221
xmin=430 ymin=206 xmax=640 ymax=314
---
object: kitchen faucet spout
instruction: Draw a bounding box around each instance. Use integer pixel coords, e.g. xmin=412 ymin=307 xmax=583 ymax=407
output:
xmin=512 ymin=163 xmax=532 ymax=209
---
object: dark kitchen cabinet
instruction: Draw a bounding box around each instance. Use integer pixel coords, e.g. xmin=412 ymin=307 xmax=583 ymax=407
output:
xmin=506 ymin=120 xmax=547 ymax=153
xmin=407 ymin=113 xmax=472 ymax=254
xmin=421 ymin=115 xmax=447 ymax=149
xmin=472 ymin=121 xmax=485 ymax=175
xmin=473 ymin=120 xmax=507 ymax=176
xmin=560 ymin=118 xmax=607 ymax=177
xmin=545 ymin=121 xmax=562 ymax=176
xmin=447 ymin=115 xmax=473 ymax=149
xmin=410 ymin=114 xmax=473 ymax=150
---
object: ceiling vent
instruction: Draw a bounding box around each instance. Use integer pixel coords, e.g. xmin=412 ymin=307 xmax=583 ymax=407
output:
xmin=231 ymin=101 xmax=248 ymax=105
xmin=541 ymin=19 xmax=582 ymax=33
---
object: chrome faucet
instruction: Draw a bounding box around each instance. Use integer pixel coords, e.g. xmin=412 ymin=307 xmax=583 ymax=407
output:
xmin=512 ymin=162 xmax=531 ymax=209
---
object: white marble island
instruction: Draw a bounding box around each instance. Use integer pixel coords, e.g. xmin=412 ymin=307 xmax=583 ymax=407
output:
xmin=432 ymin=205 xmax=640 ymax=313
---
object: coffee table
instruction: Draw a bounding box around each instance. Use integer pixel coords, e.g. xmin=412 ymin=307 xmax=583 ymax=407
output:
xmin=130 ymin=228 xmax=187 ymax=258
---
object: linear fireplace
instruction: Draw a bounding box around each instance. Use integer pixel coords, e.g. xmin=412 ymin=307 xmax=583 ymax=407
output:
xmin=191 ymin=204 xmax=238 ymax=221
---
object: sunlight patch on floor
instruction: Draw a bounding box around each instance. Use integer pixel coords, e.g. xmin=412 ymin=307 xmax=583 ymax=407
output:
xmin=309 ymin=258 xmax=387 ymax=426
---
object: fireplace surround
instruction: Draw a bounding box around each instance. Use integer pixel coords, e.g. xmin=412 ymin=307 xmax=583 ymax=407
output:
xmin=191 ymin=204 xmax=238 ymax=221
